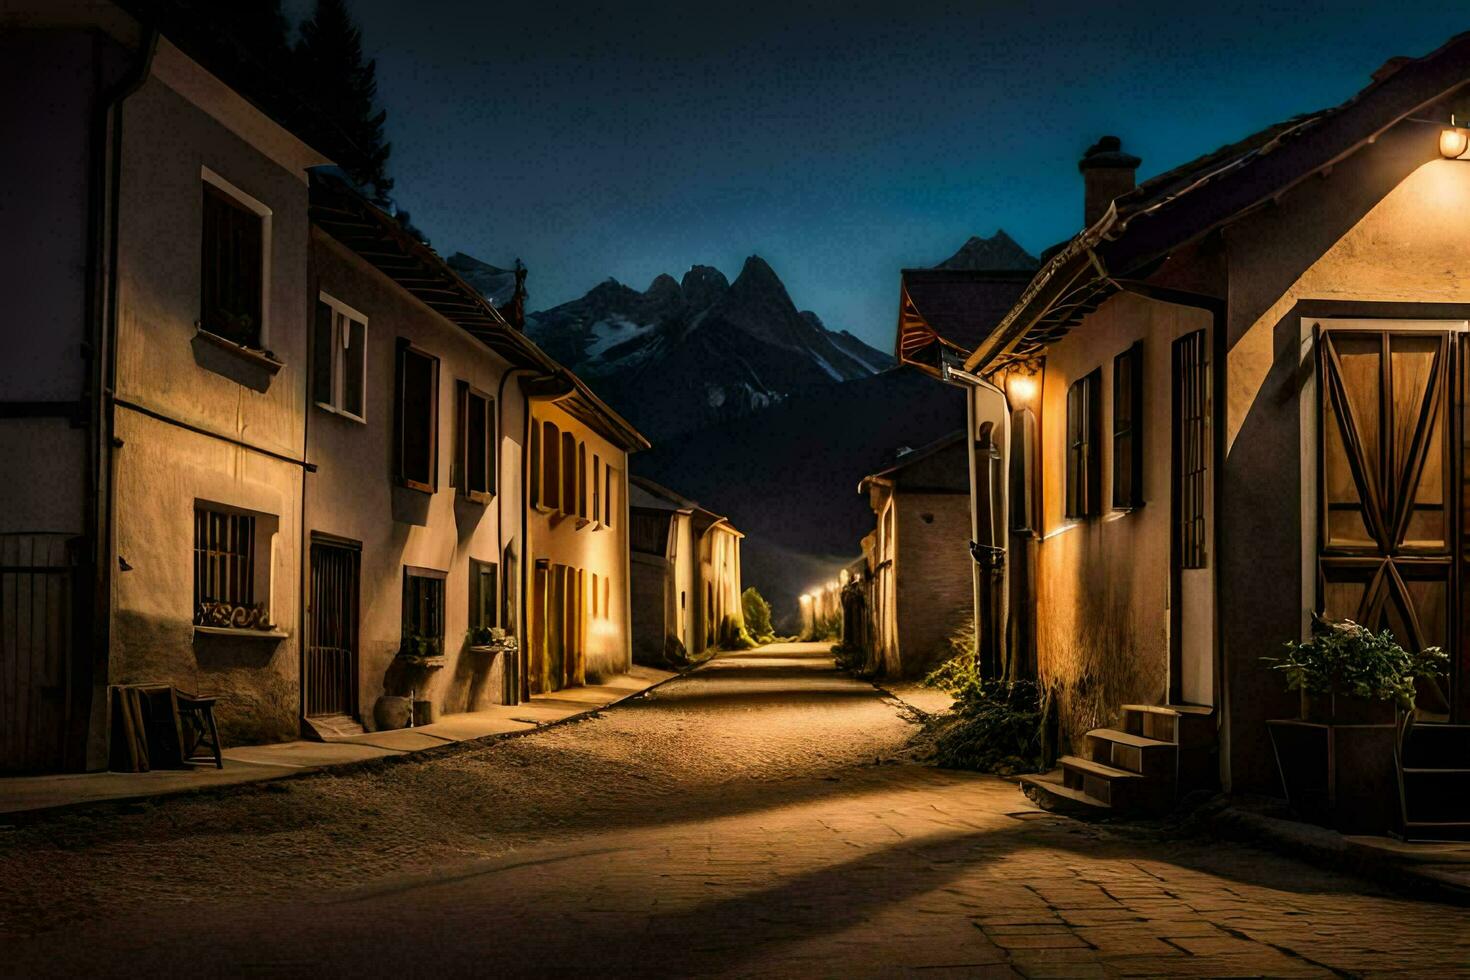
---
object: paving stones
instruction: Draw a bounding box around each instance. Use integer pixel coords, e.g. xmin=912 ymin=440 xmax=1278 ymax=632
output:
xmin=5 ymin=642 xmax=1470 ymax=975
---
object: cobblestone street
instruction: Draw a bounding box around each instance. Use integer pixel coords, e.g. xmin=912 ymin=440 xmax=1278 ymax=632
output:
xmin=3 ymin=642 xmax=1469 ymax=977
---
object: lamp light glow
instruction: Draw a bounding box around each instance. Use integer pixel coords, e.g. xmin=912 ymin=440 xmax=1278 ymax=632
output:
xmin=1441 ymin=115 xmax=1469 ymax=159
xmin=1440 ymin=127 xmax=1469 ymax=159
xmin=1007 ymin=372 xmax=1038 ymax=403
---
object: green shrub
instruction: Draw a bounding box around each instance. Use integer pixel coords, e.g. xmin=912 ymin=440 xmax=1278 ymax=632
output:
xmin=717 ymin=615 xmax=757 ymax=650
xmin=741 ymin=587 xmax=775 ymax=643
xmin=922 ymin=617 xmax=1044 ymax=774
xmin=930 ymin=679 xmax=1045 ymax=774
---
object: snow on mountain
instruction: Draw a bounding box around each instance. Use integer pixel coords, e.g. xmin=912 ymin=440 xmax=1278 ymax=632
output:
xmin=510 ymin=255 xmax=893 ymax=442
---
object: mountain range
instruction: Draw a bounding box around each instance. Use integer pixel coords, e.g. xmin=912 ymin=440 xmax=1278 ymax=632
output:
xmin=451 ymin=231 xmax=1036 ymax=626
xmin=519 ymin=255 xmax=892 ymax=442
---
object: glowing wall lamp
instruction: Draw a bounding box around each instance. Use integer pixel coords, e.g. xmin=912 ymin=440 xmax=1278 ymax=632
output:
xmin=1440 ymin=115 xmax=1470 ymax=160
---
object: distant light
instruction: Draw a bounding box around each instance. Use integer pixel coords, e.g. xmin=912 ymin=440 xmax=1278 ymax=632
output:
xmin=799 ymin=593 xmax=812 ymax=603
xmin=1007 ymin=372 xmax=1038 ymax=403
xmin=1442 ymin=127 xmax=1470 ymax=160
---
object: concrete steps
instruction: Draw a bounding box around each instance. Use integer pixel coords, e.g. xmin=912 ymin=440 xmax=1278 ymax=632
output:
xmin=1020 ymin=702 xmax=1214 ymax=816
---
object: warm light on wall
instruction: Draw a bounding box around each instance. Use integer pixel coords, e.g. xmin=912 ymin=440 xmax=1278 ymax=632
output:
xmin=1006 ymin=371 xmax=1038 ymax=404
xmin=799 ymin=593 xmax=812 ymax=604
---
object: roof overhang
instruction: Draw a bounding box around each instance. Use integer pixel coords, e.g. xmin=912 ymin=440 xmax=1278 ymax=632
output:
xmin=963 ymin=32 xmax=1470 ymax=374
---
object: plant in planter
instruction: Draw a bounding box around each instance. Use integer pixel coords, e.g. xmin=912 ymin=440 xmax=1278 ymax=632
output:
xmin=397 ymin=631 xmax=443 ymax=664
xmin=1263 ymin=614 xmax=1447 ymax=834
xmin=1265 ymin=614 xmax=1447 ymax=722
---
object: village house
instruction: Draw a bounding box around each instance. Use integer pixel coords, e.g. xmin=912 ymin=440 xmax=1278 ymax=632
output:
xmin=0 ymin=1 xmax=648 ymax=769
xmin=894 ymin=36 xmax=1470 ymax=831
xmin=628 ymin=476 xmax=744 ymax=663
xmin=523 ymin=377 xmax=648 ymax=695
xmin=854 ymin=433 xmax=973 ymax=679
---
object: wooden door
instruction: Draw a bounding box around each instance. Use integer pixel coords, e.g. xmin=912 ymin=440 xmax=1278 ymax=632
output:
xmin=1 ymin=534 xmax=77 ymax=772
xmin=1318 ymin=328 xmax=1455 ymax=718
xmin=307 ymin=540 xmax=359 ymax=719
xmin=1171 ymin=330 xmax=1214 ymax=705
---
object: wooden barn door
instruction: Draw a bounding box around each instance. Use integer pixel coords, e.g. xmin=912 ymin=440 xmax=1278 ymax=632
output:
xmin=307 ymin=539 xmax=359 ymax=719
xmin=1317 ymin=327 xmax=1455 ymax=719
xmin=1 ymin=534 xmax=78 ymax=772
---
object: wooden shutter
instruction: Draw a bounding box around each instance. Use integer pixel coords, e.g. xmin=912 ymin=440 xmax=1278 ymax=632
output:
xmin=395 ymin=340 xmax=439 ymax=492
xmin=1113 ymin=342 xmax=1144 ymax=510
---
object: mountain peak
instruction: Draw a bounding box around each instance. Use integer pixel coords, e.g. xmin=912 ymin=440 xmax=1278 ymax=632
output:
xmin=681 ymin=264 xmax=730 ymax=310
xmin=933 ymin=230 xmax=1039 ymax=272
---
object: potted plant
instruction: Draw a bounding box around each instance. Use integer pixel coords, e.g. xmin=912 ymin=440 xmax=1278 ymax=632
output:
xmin=1263 ymin=615 xmax=1447 ymax=834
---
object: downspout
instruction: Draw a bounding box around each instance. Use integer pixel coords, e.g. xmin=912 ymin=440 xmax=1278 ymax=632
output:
xmin=497 ymin=365 xmax=539 ymax=702
xmin=940 ymin=361 xmax=1012 ymax=676
xmin=85 ymin=25 xmax=157 ymax=770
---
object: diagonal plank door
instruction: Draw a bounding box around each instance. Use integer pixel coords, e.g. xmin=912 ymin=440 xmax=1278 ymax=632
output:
xmin=1318 ymin=328 xmax=1455 ymax=718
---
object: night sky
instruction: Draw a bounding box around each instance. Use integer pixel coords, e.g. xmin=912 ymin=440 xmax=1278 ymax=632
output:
xmin=293 ymin=1 xmax=1468 ymax=349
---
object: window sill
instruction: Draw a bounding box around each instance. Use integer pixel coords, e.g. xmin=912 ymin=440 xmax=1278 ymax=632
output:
xmin=194 ymin=625 xmax=288 ymax=640
xmin=196 ymin=328 xmax=283 ymax=375
xmin=316 ymin=402 xmax=366 ymax=424
xmin=458 ymin=490 xmax=493 ymax=506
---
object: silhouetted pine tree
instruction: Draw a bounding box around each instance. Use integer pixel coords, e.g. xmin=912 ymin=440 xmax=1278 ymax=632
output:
xmin=218 ymin=0 xmax=291 ymax=71
xmin=295 ymin=0 xmax=393 ymax=202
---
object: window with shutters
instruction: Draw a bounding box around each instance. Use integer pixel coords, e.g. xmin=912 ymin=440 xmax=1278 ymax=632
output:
xmin=1174 ymin=330 xmax=1209 ymax=568
xmin=456 ymin=381 xmax=494 ymax=502
xmin=592 ymin=454 xmax=602 ymax=525
xmin=200 ymin=171 xmax=269 ymax=349
xmin=469 ymin=559 xmax=498 ymax=631
xmin=402 ymin=566 xmax=445 ymax=654
xmin=577 ymin=443 xmax=588 ymax=525
xmin=539 ymin=420 xmax=560 ymax=512
xmin=313 ymin=293 xmax=367 ymax=422
xmin=603 ymin=464 xmax=616 ymax=529
xmin=1065 ymin=369 xmax=1102 ymax=519
xmin=395 ymin=340 xmax=439 ymax=492
xmin=1112 ymin=342 xmax=1144 ymax=510
xmin=560 ymin=431 xmax=576 ymax=517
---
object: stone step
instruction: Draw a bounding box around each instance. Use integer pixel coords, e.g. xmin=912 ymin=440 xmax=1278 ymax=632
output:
xmin=1059 ymin=754 xmax=1151 ymax=809
xmin=304 ymin=713 xmax=366 ymax=740
xmin=1120 ymin=703 xmax=1214 ymax=746
xmin=1018 ymin=770 xmax=1111 ymax=816
xmin=1086 ymin=728 xmax=1176 ymax=778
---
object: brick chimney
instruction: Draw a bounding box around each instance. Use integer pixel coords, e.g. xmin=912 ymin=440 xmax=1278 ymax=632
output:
xmin=1079 ymin=136 xmax=1141 ymax=227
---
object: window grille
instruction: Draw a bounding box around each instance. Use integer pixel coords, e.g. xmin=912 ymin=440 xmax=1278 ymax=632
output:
xmin=1174 ymin=330 xmax=1209 ymax=568
xmin=194 ymin=507 xmax=255 ymax=619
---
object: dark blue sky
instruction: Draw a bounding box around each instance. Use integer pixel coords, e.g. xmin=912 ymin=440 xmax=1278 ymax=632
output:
xmin=308 ymin=1 xmax=1468 ymax=349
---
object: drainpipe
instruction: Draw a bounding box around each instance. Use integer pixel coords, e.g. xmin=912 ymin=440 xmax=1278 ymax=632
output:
xmin=496 ymin=364 xmax=539 ymax=702
xmin=84 ymin=25 xmax=157 ymax=770
xmin=941 ymin=360 xmax=1012 ymax=679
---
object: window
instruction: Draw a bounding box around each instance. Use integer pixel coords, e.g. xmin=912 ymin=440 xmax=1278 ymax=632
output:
xmin=592 ymin=454 xmax=602 ymax=525
xmin=402 ymin=567 xmax=445 ymax=653
xmin=200 ymin=172 xmax=267 ymax=348
xmin=540 ymin=421 xmax=560 ymax=511
xmin=456 ymin=381 xmax=495 ymax=501
xmin=194 ymin=507 xmax=256 ymax=619
xmin=469 ymin=559 xmax=498 ymax=631
xmin=193 ymin=504 xmax=276 ymax=628
xmin=1174 ymin=330 xmax=1209 ymax=568
xmin=577 ymin=443 xmax=588 ymax=523
xmin=561 ymin=431 xmax=576 ymax=517
xmin=591 ymin=572 xmax=599 ymax=618
xmin=1065 ymin=369 xmax=1102 ymax=520
xmin=1010 ymin=407 xmax=1037 ymax=533
xmin=604 ymin=465 xmax=615 ymax=529
xmin=314 ymin=293 xmax=367 ymax=421
xmin=395 ymin=340 xmax=439 ymax=492
xmin=1112 ymin=342 xmax=1144 ymax=510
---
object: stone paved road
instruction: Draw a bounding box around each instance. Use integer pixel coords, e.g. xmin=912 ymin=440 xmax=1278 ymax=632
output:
xmin=4 ymin=642 xmax=1470 ymax=977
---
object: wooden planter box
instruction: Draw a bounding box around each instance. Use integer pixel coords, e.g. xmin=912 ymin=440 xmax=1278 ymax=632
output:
xmin=1267 ymin=718 xmax=1398 ymax=834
